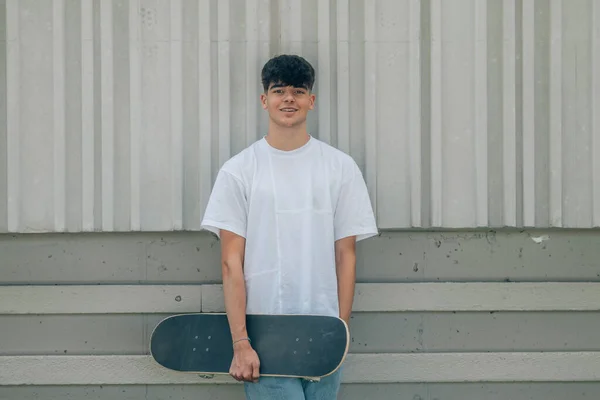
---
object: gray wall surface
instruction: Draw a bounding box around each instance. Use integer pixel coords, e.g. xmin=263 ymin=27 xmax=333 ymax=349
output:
xmin=1 ymin=230 xmax=600 ymax=399
xmin=2 ymin=0 xmax=600 ymax=232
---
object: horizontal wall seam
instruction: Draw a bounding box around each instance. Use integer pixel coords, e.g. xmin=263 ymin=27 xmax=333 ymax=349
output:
xmin=2 ymin=353 xmax=600 ymax=385
xmin=2 ymin=282 xmax=600 ymax=314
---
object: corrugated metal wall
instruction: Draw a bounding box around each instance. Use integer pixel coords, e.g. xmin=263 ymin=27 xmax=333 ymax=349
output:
xmin=2 ymin=0 xmax=599 ymax=233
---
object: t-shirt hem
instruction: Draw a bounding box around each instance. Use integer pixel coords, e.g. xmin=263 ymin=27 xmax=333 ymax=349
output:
xmin=335 ymin=227 xmax=379 ymax=242
xmin=200 ymin=220 xmax=246 ymax=239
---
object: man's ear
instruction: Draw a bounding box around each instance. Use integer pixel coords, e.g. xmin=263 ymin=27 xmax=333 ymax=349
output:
xmin=260 ymin=93 xmax=268 ymax=109
xmin=309 ymin=93 xmax=316 ymax=110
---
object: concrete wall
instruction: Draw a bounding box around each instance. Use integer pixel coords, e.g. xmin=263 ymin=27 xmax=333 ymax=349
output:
xmin=2 ymin=230 xmax=600 ymax=399
xmin=2 ymin=0 xmax=600 ymax=398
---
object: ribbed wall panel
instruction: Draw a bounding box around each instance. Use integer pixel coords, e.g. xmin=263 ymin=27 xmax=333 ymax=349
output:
xmin=1 ymin=0 xmax=599 ymax=232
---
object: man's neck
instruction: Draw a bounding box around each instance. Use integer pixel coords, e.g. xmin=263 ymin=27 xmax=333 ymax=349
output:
xmin=265 ymin=124 xmax=310 ymax=151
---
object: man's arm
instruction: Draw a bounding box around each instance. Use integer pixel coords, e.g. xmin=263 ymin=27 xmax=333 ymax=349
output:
xmin=335 ymin=235 xmax=357 ymax=325
xmin=221 ymin=229 xmax=248 ymax=340
xmin=220 ymin=229 xmax=260 ymax=382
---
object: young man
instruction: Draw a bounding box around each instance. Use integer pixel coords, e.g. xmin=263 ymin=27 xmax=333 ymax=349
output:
xmin=200 ymin=54 xmax=378 ymax=399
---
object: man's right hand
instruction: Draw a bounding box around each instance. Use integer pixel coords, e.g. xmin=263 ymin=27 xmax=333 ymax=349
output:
xmin=229 ymin=340 xmax=260 ymax=383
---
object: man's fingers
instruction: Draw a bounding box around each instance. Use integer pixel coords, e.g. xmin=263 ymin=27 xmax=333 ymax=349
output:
xmin=252 ymin=361 xmax=260 ymax=381
xmin=230 ymin=366 xmax=243 ymax=382
xmin=230 ymin=355 xmax=260 ymax=383
xmin=243 ymin=368 xmax=253 ymax=382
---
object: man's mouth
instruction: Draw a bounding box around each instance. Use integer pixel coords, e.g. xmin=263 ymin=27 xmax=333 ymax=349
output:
xmin=280 ymin=108 xmax=297 ymax=113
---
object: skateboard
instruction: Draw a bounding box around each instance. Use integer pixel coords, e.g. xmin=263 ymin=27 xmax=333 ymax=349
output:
xmin=150 ymin=313 xmax=349 ymax=379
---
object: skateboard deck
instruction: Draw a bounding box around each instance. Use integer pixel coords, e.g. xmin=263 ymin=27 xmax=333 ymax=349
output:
xmin=150 ymin=313 xmax=349 ymax=379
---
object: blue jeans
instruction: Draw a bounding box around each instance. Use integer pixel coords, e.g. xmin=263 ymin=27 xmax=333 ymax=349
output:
xmin=243 ymin=368 xmax=342 ymax=400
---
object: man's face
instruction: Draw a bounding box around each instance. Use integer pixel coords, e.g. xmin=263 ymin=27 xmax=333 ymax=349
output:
xmin=260 ymin=83 xmax=315 ymax=128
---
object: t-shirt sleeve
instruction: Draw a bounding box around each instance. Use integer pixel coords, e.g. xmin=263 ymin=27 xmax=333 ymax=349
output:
xmin=334 ymin=162 xmax=379 ymax=242
xmin=200 ymin=169 xmax=247 ymax=239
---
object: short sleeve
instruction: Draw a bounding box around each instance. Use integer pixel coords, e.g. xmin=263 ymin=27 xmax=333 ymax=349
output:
xmin=200 ymin=169 xmax=247 ymax=239
xmin=334 ymin=162 xmax=378 ymax=242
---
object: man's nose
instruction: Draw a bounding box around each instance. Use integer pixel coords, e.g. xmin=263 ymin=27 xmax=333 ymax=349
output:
xmin=283 ymin=90 xmax=295 ymax=101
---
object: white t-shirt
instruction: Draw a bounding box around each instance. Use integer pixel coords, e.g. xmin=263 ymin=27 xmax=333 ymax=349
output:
xmin=200 ymin=135 xmax=378 ymax=318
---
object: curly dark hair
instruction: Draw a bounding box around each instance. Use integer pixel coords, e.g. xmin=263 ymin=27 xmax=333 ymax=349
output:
xmin=261 ymin=54 xmax=316 ymax=92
